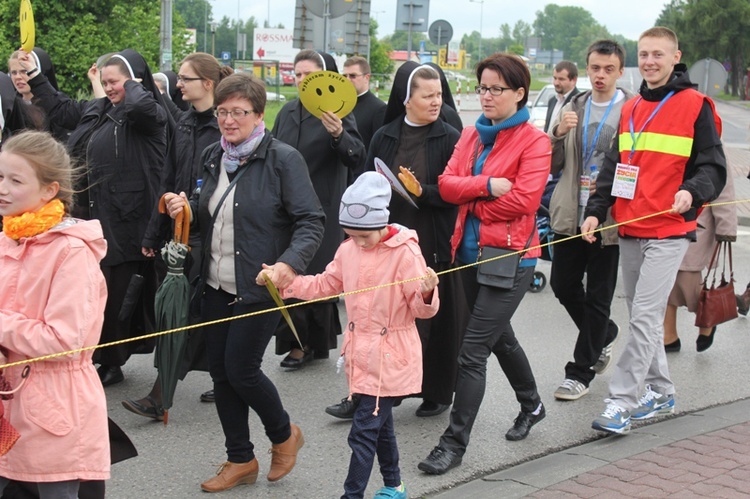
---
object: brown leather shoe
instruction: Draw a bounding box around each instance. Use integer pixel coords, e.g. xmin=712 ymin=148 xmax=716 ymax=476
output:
xmin=200 ymin=459 xmax=259 ymax=492
xmin=267 ymin=423 xmax=304 ymax=482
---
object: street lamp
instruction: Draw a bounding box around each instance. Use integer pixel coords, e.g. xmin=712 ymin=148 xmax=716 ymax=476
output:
xmin=210 ymin=20 xmax=218 ymax=57
xmin=469 ymin=0 xmax=484 ymax=62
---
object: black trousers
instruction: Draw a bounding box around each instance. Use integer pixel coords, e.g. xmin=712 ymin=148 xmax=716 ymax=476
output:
xmin=550 ymin=232 xmax=619 ymax=386
xmin=439 ymin=266 xmax=540 ymax=456
xmin=203 ymin=286 xmax=290 ymax=463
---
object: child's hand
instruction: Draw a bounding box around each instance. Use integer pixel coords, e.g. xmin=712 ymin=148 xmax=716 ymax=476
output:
xmin=420 ymin=267 xmax=439 ymax=296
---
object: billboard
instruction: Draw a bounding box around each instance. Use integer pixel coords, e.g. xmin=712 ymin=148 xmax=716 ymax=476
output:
xmin=253 ymin=28 xmax=299 ymax=63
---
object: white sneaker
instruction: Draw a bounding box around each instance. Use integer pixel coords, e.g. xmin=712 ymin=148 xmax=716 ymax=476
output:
xmin=554 ymin=379 xmax=589 ymax=400
xmin=631 ymin=385 xmax=675 ymax=420
xmin=593 ymin=324 xmax=620 ymax=374
xmin=592 ymin=400 xmax=631 ymax=434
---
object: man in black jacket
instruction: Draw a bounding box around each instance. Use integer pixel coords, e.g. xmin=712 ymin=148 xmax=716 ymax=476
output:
xmin=343 ymin=56 xmax=386 ymax=152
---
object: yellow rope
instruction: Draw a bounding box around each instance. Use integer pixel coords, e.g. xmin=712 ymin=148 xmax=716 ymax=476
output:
xmin=1 ymin=199 xmax=748 ymax=370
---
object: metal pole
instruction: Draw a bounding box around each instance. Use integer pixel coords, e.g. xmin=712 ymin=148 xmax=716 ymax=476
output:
xmin=160 ymin=0 xmax=173 ymax=71
xmin=324 ymin=0 xmax=330 ymax=53
xmin=406 ymin=2 xmax=413 ymax=62
xmin=237 ymin=0 xmax=241 ymax=60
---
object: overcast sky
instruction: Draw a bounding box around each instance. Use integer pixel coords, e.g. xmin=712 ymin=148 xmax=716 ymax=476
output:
xmin=211 ymin=0 xmax=669 ymax=42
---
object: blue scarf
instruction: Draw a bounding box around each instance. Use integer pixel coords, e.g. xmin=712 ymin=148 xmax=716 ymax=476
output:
xmin=220 ymin=122 xmax=266 ymax=173
xmin=456 ymin=106 xmax=531 ymax=265
xmin=474 ymin=106 xmax=530 ymax=146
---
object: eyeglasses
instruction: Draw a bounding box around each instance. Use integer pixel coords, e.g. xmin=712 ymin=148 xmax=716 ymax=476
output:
xmin=214 ymin=109 xmax=255 ymax=120
xmin=339 ymin=201 xmax=385 ymax=219
xmin=342 ymin=73 xmax=365 ymax=79
xmin=10 ymin=70 xmax=28 ymax=76
xmin=475 ymin=85 xmax=513 ymax=96
xmin=177 ymin=75 xmax=203 ymax=83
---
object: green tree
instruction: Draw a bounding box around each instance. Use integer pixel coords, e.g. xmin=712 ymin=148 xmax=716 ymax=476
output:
xmin=0 ymin=0 xmax=191 ymax=95
xmin=533 ymin=4 xmax=606 ymax=65
xmin=381 ymin=30 xmax=428 ymax=53
xmin=174 ymin=0 xmax=214 ymax=52
xmin=656 ymin=0 xmax=750 ymax=96
xmin=368 ymin=19 xmax=394 ymax=79
xmin=512 ymin=20 xmax=531 ymax=45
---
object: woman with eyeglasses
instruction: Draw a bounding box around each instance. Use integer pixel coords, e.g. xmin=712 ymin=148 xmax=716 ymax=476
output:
xmin=271 ymin=49 xmax=366 ymax=369
xmin=161 ymin=73 xmax=324 ymax=492
xmin=17 ymin=48 xmax=168 ymax=387
xmin=121 ymin=53 xmax=234 ymax=420
xmin=418 ymin=53 xmax=551 ymax=476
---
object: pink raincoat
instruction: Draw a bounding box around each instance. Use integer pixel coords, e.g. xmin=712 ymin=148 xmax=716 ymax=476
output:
xmin=0 ymin=219 xmax=110 ymax=482
xmin=283 ymin=227 xmax=439 ymax=405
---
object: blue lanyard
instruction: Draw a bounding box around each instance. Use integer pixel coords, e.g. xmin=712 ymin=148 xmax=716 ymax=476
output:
xmin=628 ymin=91 xmax=675 ymax=163
xmin=582 ymin=92 xmax=618 ymax=167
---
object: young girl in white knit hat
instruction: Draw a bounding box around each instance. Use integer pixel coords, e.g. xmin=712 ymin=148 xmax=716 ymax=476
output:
xmin=257 ymin=171 xmax=439 ymax=499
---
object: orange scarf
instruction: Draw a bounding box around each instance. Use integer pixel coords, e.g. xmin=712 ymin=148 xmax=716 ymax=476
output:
xmin=2 ymin=199 xmax=65 ymax=240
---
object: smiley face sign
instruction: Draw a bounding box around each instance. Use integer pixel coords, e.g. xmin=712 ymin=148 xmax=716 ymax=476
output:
xmin=20 ymin=0 xmax=35 ymax=53
xmin=298 ymin=70 xmax=357 ymax=119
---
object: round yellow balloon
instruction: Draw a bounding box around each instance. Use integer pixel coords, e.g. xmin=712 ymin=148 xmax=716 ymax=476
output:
xmin=298 ymin=71 xmax=357 ymax=119
xmin=20 ymin=0 xmax=35 ymax=53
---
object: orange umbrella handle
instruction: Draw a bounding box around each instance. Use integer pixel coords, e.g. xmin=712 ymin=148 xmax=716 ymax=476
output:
xmin=158 ymin=194 xmax=190 ymax=244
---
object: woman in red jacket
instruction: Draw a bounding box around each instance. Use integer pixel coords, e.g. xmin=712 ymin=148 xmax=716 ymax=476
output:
xmin=418 ymin=53 xmax=551 ymax=475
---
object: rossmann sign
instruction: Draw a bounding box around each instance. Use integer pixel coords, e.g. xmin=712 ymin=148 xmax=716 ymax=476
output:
xmin=253 ymin=28 xmax=299 ymax=62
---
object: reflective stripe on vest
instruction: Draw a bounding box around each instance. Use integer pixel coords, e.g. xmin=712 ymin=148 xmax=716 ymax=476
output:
xmin=619 ymin=131 xmax=693 ymax=158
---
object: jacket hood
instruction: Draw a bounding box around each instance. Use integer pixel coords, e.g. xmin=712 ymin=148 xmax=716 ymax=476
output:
xmin=381 ymin=224 xmax=419 ymax=248
xmin=37 ymin=219 xmax=107 ymax=263
xmin=639 ymin=63 xmax=696 ymax=101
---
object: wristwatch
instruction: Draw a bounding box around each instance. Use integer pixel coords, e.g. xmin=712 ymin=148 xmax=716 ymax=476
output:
xmin=26 ymin=67 xmax=39 ymax=78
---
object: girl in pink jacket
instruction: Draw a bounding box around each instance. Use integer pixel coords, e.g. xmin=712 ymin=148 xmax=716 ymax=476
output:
xmin=257 ymin=172 xmax=439 ymax=499
xmin=0 ymin=131 xmax=109 ymax=498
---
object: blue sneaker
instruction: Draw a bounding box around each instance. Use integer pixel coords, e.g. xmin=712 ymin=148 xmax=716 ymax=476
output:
xmin=631 ymin=385 xmax=675 ymax=420
xmin=373 ymin=482 xmax=407 ymax=499
xmin=592 ymin=400 xmax=631 ymax=434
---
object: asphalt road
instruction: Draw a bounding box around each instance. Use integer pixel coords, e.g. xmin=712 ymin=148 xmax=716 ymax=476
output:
xmin=102 ymin=96 xmax=750 ymax=499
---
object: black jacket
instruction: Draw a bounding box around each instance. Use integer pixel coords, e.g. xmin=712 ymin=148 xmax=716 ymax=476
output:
xmin=142 ymin=101 xmax=220 ymax=248
xmin=272 ymin=98 xmax=365 ymax=274
xmin=352 ymin=90 xmax=386 ymax=151
xmin=191 ymin=132 xmax=325 ymax=304
xmin=365 ymin=115 xmax=460 ymax=264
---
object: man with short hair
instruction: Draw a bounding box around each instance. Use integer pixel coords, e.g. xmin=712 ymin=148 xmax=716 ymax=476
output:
xmin=544 ymin=60 xmax=579 ymax=133
xmin=342 ymin=56 xmax=386 ymax=151
xmin=582 ymin=27 xmax=726 ymax=435
xmin=548 ymin=40 xmax=634 ymax=402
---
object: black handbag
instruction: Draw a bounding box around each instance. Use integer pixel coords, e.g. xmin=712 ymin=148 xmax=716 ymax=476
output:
xmin=189 ymin=166 xmax=250 ymax=318
xmin=476 ymin=230 xmax=535 ymax=290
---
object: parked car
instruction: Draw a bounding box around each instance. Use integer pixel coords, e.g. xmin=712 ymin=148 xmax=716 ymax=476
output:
xmin=266 ymin=90 xmax=286 ymax=102
xmin=265 ymin=71 xmax=295 ymax=87
xmin=528 ymin=77 xmax=592 ymax=130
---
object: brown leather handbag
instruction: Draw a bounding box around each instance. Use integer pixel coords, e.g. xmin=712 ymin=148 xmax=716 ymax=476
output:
xmin=695 ymin=241 xmax=738 ymax=328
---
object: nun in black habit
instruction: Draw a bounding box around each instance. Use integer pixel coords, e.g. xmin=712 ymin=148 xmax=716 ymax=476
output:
xmin=22 ymin=48 xmax=168 ymax=385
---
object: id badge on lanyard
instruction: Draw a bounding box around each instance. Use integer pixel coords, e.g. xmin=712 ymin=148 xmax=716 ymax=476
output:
xmin=611 ymin=92 xmax=674 ymax=200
